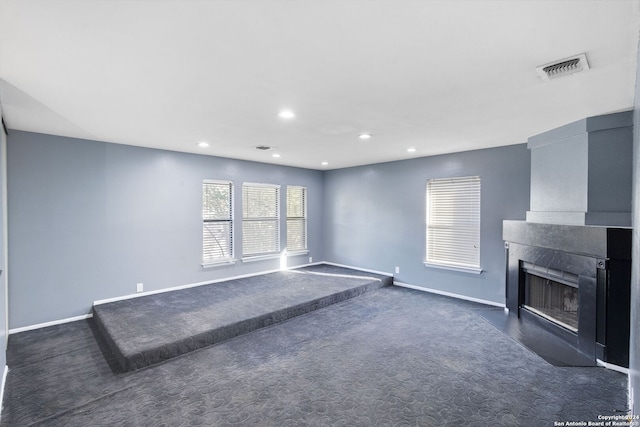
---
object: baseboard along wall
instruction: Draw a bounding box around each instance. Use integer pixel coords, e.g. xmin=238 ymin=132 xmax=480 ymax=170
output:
xmin=12 ymin=262 xmax=509 ymax=334
xmin=8 ymin=313 xmax=93 ymax=335
xmin=9 ymin=262 xmax=327 ymax=334
xmin=94 ymin=261 xmax=326 ymax=307
xmin=393 ymin=281 xmax=505 ymax=308
xmin=322 ymin=262 xmax=393 ymax=278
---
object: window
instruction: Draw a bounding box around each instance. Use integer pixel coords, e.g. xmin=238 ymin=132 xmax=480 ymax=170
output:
xmin=202 ymin=180 xmax=233 ymax=265
xmin=242 ymin=183 xmax=280 ymax=258
xmin=426 ymin=176 xmax=481 ymax=273
xmin=286 ymin=186 xmax=307 ymax=253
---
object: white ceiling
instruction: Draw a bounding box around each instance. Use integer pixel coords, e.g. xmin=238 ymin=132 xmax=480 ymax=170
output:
xmin=1 ymin=1 xmax=639 ymax=170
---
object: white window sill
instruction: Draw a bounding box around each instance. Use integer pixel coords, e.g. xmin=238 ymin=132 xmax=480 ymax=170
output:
xmin=202 ymin=259 xmax=237 ymax=268
xmin=424 ymin=262 xmax=483 ymax=275
xmin=241 ymin=253 xmax=281 ymax=263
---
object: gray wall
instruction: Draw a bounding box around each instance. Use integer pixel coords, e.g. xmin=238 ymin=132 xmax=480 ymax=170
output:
xmin=630 ymin=40 xmax=640 ymax=415
xmin=7 ymin=131 xmax=324 ymax=328
xmin=322 ymin=144 xmax=530 ymax=304
xmin=0 ymin=121 xmax=6 ymax=370
xmin=6 ymin=131 xmax=531 ymax=328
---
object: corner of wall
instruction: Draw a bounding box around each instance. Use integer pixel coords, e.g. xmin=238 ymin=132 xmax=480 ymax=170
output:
xmin=0 ymin=115 xmax=7 ymax=419
xmin=628 ymin=31 xmax=640 ymax=416
xmin=0 ymin=364 xmax=7 ymax=421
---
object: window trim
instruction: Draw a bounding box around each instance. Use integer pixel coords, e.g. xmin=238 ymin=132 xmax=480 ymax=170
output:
xmin=425 ymin=175 xmax=482 ymax=274
xmin=202 ymin=179 xmax=235 ymax=267
xmin=286 ymin=185 xmax=308 ymax=256
xmin=241 ymin=182 xmax=281 ymax=260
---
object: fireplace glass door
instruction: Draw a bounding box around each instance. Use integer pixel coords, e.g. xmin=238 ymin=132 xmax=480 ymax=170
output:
xmin=524 ymin=272 xmax=579 ymax=332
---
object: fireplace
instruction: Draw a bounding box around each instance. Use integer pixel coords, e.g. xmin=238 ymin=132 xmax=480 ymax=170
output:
xmin=503 ymin=221 xmax=631 ymax=367
xmin=502 ymin=111 xmax=633 ymax=368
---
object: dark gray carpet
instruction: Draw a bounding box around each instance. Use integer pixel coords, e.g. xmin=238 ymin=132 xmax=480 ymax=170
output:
xmin=3 ymin=286 xmax=628 ymax=426
xmin=93 ymin=264 xmax=391 ymax=371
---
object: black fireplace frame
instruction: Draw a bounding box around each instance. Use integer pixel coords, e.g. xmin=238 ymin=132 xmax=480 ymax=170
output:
xmin=503 ymin=221 xmax=631 ymax=367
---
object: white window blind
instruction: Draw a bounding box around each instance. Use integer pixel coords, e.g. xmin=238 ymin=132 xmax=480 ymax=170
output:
xmin=242 ymin=183 xmax=280 ymax=257
xmin=426 ymin=176 xmax=481 ymax=271
xmin=286 ymin=186 xmax=307 ymax=252
xmin=202 ymin=180 xmax=233 ymax=264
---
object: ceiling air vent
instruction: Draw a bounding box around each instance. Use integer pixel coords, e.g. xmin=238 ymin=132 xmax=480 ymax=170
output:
xmin=536 ymin=53 xmax=589 ymax=81
xmin=253 ymin=145 xmax=274 ymax=151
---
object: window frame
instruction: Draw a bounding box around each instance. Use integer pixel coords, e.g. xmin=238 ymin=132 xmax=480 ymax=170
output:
xmin=241 ymin=182 xmax=281 ymax=260
xmin=202 ymin=179 xmax=235 ymax=267
xmin=286 ymin=185 xmax=308 ymax=255
xmin=425 ymin=175 xmax=482 ymax=274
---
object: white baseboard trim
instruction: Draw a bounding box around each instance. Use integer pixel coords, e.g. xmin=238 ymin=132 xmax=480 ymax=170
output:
xmin=393 ymin=281 xmax=505 ymax=308
xmin=294 ymin=261 xmax=324 ymax=268
xmin=17 ymin=261 xmax=378 ymax=334
xmin=0 ymin=364 xmax=7 ymax=421
xmin=8 ymin=313 xmax=93 ymax=335
xmin=94 ymin=261 xmax=325 ymax=307
xmin=94 ymin=269 xmax=280 ymax=306
xmin=596 ymin=359 xmax=630 ymax=375
xmin=322 ymin=262 xmax=393 ymax=277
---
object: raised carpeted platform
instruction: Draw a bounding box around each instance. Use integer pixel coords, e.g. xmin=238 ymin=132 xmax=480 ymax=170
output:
xmin=5 ymin=285 xmax=628 ymax=426
xmin=93 ymin=264 xmax=391 ymax=371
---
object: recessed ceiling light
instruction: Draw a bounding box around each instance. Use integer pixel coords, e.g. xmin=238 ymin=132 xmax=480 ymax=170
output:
xmin=359 ymin=133 xmax=372 ymax=140
xmin=278 ymin=110 xmax=295 ymax=119
xmin=197 ymin=141 xmax=209 ymax=148
xmin=407 ymin=147 xmax=417 ymax=153
xmin=272 ymin=153 xmax=281 ymax=158
xmin=321 ymin=161 xmax=329 ymax=166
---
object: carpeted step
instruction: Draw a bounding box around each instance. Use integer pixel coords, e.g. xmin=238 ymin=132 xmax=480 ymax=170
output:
xmin=92 ymin=264 xmax=391 ymax=371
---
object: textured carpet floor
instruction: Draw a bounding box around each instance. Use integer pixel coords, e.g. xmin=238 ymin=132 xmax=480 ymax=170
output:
xmin=2 ymin=286 xmax=628 ymax=426
xmin=93 ymin=264 xmax=391 ymax=371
